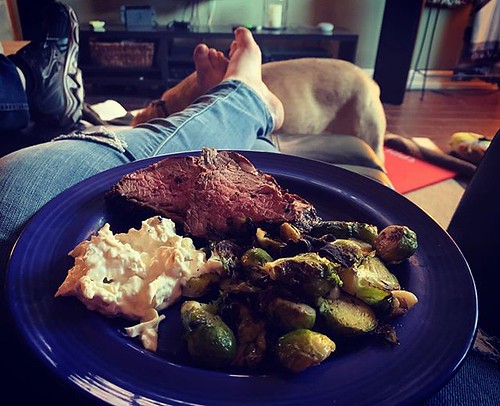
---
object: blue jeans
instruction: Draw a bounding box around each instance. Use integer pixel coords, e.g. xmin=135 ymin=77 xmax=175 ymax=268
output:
xmin=0 ymin=79 xmax=277 ymax=272
xmin=0 ymin=54 xmax=30 ymax=131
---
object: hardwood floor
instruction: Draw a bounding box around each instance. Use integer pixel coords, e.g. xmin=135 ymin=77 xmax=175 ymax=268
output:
xmin=384 ymin=87 xmax=500 ymax=152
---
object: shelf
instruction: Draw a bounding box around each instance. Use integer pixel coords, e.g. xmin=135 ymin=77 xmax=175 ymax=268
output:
xmin=80 ymin=25 xmax=359 ymax=94
xmin=80 ymin=65 xmax=162 ymax=74
xmin=82 ymin=75 xmax=164 ymax=87
xmin=167 ymin=55 xmax=195 ymax=65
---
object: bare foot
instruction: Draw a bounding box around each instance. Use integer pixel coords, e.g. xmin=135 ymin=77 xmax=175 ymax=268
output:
xmin=132 ymin=44 xmax=229 ymax=125
xmin=194 ymin=44 xmax=229 ymax=94
xmin=224 ymin=27 xmax=284 ymax=130
xmin=133 ymin=29 xmax=284 ymax=130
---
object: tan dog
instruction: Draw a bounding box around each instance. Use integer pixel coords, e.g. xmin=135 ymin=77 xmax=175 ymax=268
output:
xmin=132 ymin=58 xmax=386 ymax=160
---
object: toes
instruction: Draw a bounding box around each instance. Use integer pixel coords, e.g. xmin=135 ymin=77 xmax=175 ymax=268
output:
xmin=208 ymin=48 xmax=218 ymax=65
xmin=208 ymin=48 xmax=228 ymax=71
xmin=193 ymin=44 xmax=210 ymax=72
xmin=234 ymin=27 xmax=256 ymax=50
xmin=228 ymin=28 xmax=260 ymax=61
xmin=229 ymin=41 xmax=237 ymax=58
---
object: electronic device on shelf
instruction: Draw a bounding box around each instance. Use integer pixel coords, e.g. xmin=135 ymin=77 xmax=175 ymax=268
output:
xmin=120 ymin=6 xmax=156 ymax=29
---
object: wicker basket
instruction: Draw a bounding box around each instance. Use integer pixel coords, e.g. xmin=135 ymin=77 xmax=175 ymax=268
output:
xmin=90 ymin=41 xmax=155 ymax=68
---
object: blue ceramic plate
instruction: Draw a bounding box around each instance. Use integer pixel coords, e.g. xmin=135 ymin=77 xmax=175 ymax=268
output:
xmin=7 ymin=150 xmax=477 ymax=405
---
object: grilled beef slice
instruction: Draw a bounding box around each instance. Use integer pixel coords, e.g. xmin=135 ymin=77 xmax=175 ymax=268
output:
xmin=107 ymin=148 xmax=319 ymax=239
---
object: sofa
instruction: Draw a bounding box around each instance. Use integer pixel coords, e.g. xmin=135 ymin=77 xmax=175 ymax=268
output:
xmin=3 ymin=97 xmax=499 ymax=405
xmin=1 ymin=102 xmax=392 ymax=188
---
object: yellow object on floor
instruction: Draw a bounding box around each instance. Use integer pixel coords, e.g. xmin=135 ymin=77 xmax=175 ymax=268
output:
xmin=449 ymin=132 xmax=491 ymax=165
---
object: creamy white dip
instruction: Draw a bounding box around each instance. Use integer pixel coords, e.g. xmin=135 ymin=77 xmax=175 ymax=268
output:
xmin=55 ymin=216 xmax=222 ymax=350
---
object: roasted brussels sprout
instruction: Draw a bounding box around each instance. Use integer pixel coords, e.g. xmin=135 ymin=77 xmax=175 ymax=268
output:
xmin=263 ymin=253 xmax=342 ymax=298
xmin=318 ymin=295 xmax=378 ymax=336
xmin=180 ymin=300 xmax=215 ymax=327
xmin=212 ymin=240 xmax=243 ymax=275
xmin=217 ymin=300 xmax=267 ymax=369
xmin=310 ymin=221 xmax=378 ymax=245
xmin=319 ymin=239 xmax=365 ymax=268
xmin=349 ymin=239 xmax=376 ymax=256
xmin=256 ymin=227 xmax=286 ymax=251
xmin=276 ymin=329 xmax=336 ymax=372
xmin=375 ymin=225 xmax=418 ymax=264
xmin=279 ymin=222 xmax=302 ymax=242
xmin=175 ymin=218 xmax=419 ymax=373
xmin=267 ymin=297 xmax=316 ymax=332
xmin=240 ymin=247 xmax=274 ymax=282
xmin=235 ymin=308 xmax=267 ymax=369
xmin=220 ymin=279 xmax=261 ymax=294
xmin=183 ymin=272 xmax=221 ymax=298
xmin=340 ymin=255 xmax=400 ymax=308
xmin=241 ymin=248 xmax=273 ymax=269
xmin=180 ymin=301 xmax=236 ymax=368
xmin=279 ymin=238 xmax=313 ymax=257
xmin=388 ymin=289 xmax=419 ymax=318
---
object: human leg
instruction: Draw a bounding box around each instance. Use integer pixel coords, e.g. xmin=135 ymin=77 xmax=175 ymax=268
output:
xmin=131 ymin=43 xmax=229 ymax=125
xmin=225 ymin=28 xmax=284 ymax=130
xmin=122 ymin=80 xmax=276 ymax=159
xmin=0 ymin=55 xmax=30 ymax=132
xmin=123 ymin=27 xmax=281 ymax=157
xmin=131 ymin=27 xmax=284 ymax=131
xmin=0 ymin=27 xmax=282 ymax=272
xmin=7 ymin=1 xmax=83 ymax=129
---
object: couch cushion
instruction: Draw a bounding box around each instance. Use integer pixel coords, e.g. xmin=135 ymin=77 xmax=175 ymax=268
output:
xmin=272 ymin=133 xmax=391 ymax=187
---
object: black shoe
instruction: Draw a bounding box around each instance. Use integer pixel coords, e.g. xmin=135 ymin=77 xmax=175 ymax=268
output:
xmin=9 ymin=2 xmax=83 ymax=129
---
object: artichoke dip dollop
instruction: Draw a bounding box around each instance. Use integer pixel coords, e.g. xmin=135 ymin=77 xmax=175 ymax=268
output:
xmin=55 ymin=216 xmax=222 ymax=351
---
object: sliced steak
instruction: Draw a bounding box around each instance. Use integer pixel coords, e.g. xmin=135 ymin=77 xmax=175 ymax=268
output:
xmin=107 ymin=155 xmax=203 ymax=224
xmin=107 ymin=148 xmax=320 ymax=239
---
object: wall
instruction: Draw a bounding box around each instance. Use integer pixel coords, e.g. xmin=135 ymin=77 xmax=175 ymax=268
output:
xmin=0 ymin=0 xmax=14 ymax=40
xmin=412 ymin=4 xmax=471 ymax=70
xmin=63 ymin=0 xmax=384 ymax=68
xmin=53 ymin=1 xmax=471 ymax=70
